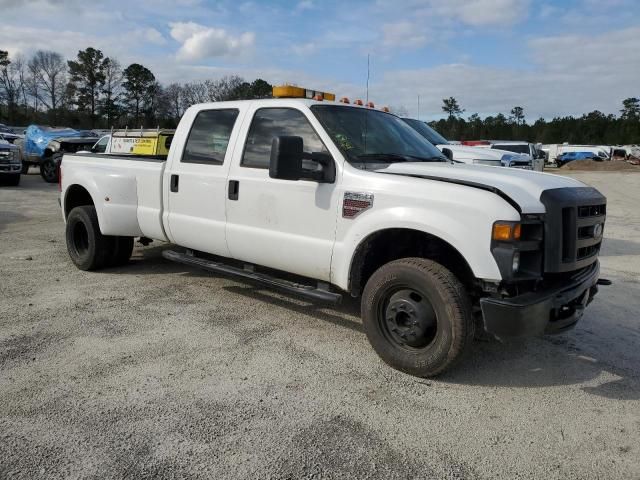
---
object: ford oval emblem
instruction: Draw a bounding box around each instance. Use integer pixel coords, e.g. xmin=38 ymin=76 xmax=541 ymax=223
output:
xmin=594 ymin=223 xmax=603 ymax=238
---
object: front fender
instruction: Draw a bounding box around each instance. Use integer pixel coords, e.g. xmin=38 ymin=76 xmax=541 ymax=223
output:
xmin=331 ymin=201 xmax=519 ymax=291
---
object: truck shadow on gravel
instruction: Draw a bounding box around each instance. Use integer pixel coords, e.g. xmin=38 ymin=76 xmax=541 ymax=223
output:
xmin=600 ymin=237 xmax=640 ymax=256
xmin=0 ymin=211 xmax=27 ymax=233
xmin=104 ymin=245 xmax=640 ymax=398
xmin=223 ymin=284 xmax=363 ymax=333
xmin=442 ymin=335 xmax=640 ymax=399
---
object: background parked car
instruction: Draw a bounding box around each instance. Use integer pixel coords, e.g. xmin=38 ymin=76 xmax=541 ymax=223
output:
xmin=556 ymin=151 xmax=600 ymax=167
xmin=0 ymin=138 xmax=22 ymax=186
xmin=14 ymin=125 xmax=99 ymax=182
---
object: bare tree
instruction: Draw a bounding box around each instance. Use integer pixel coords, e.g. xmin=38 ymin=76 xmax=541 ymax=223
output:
xmin=181 ymin=81 xmax=208 ymax=107
xmin=31 ymin=50 xmax=67 ymax=122
xmin=27 ymin=56 xmax=42 ymax=114
xmin=100 ymin=57 xmax=123 ymax=127
xmin=164 ymin=83 xmax=184 ymax=124
xmin=204 ymin=75 xmax=244 ymax=102
xmin=0 ymin=51 xmax=26 ymax=123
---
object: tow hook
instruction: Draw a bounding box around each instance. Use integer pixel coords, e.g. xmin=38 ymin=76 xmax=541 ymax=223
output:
xmin=597 ymin=278 xmax=612 ymax=286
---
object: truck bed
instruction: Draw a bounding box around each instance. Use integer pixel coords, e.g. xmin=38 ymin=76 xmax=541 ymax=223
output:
xmin=61 ymin=153 xmax=169 ymax=241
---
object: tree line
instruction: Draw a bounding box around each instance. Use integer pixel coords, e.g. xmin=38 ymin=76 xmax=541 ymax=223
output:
xmin=1 ymin=47 xmax=639 ymax=144
xmin=431 ymin=96 xmax=640 ymax=145
xmin=0 ymin=47 xmax=272 ymax=129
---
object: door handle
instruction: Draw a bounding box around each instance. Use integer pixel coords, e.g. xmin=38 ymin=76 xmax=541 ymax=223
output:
xmin=170 ymin=174 xmax=179 ymax=192
xmin=228 ymin=180 xmax=239 ymax=200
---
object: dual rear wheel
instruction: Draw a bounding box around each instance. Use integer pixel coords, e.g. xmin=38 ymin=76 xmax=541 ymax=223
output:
xmin=66 ymin=206 xmax=133 ymax=271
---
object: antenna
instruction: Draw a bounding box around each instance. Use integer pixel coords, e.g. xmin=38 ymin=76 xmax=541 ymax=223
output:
xmin=366 ymin=54 xmax=370 ymax=103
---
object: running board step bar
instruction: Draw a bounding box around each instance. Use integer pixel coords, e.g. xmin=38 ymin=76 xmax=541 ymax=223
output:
xmin=162 ymin=249 xmax=342 ymax=305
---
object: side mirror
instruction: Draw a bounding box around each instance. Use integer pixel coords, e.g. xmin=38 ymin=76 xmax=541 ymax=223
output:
xmin=270 ymin=136 xmax=335 ymax=183
xmin=270 ymin=136 xmax=303 ymax=181
xmin=441 ymin=147 xmax=454 ymax=160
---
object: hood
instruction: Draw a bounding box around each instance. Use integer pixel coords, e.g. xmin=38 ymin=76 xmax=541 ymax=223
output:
xmin=376 ymin=162 xmax=584 ymax=213
xmin=436 ymin=144 xmax=529 ymax=162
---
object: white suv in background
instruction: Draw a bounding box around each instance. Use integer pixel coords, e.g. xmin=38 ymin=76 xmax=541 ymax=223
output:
xmin=402 ymin=118 xmax=532 ymax=169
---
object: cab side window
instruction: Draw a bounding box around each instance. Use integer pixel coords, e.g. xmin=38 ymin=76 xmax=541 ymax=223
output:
xmin=242 ymin=108 xmax=328 ymax=169
xmin=182 ymin=109 xmax=239 ymax=165
xmin=93 ymin=136 xmax=109 ymax=153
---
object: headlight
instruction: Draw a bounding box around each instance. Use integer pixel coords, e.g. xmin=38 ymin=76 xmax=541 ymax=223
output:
xmin=473 ymin=159 xmax=502 ymax=166
xmin=10 ymin=150 xmax=20 ymax=164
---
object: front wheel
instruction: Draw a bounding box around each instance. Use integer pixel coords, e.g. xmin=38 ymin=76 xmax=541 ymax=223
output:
xmin=361 ymin=258 xmax=473 ymax=377
xmin=40 ymin=156 xmax=59 ymax=183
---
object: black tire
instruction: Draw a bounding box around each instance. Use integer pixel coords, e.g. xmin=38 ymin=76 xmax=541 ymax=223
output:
xmin=21 ymin=162 xmax=29 ymax=174
xmin=1 ymin=175 xmax=20 ymax=186
xmin=361 ymin=258 xmax=473 ymax=377
xmin=40 ymin=157 xmax=58 ymax=183
xmin=108 ymin=236 xmax=134 ymax=267
xmin=65 ymin=206 xmax=113 ymax=271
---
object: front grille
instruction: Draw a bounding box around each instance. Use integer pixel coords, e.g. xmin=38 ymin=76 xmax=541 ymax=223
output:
xmin=540 ymin=187 xmax=606 ymax=273
xmin=578 ymin=204 xmax=606 ymax=217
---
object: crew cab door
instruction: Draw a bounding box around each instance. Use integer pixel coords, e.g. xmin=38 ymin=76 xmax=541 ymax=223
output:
xmin=225 ymin=106 xmax=340 ymax=281
xmin=164 ymin=107 xmax=242 ymax=256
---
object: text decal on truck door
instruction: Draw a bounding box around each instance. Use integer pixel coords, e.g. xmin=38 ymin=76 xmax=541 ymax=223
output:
xmin=343 ymin=192 xmax=374 ymax=218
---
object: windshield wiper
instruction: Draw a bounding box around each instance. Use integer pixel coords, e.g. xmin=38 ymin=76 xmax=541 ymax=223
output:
xmin=355 ymin=153 xmax=447 ymax=163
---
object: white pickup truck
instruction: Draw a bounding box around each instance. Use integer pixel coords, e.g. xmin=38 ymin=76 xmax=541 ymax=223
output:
xmin=59 ymin=94 xmax=608 ymax=377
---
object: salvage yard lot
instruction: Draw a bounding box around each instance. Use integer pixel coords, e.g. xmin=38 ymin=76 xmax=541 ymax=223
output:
xmin=1 ymin=172 xmax=639 ymax=479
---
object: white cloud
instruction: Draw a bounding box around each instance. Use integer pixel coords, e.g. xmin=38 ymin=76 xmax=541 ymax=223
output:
xmin=369 ymin=26 xmax=640 ymax=120
xmin=138 ymin=28 xmax=167 ymax=45
xmin=427 ymin=0 xmax=530 ymax=26
xmin=292 ymin=42 xmax=317 ymax=56
xmin=375 ymin=0 xmax=530 ymax=27
xmin=382 ymin=21 xmax=429 ymax=48
xmin=296 ymin=0 xmax=314 ymax=10
xmin=169 ymin=22 xmax=255 ymax=61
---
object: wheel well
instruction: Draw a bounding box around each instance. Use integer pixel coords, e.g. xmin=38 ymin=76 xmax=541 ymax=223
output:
xmin=64 ymin=185 xmax=94 ymax=219
xmin=348 ymin=228 xmax=475 ymax=296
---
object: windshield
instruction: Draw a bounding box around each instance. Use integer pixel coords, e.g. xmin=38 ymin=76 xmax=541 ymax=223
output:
xmin=311 ymin=105 xmax=447 ymax=169
xmin=492 ymin=144 xmax=529 ymax=154
xmin=401 ymin=118 xmax=450 ymax=146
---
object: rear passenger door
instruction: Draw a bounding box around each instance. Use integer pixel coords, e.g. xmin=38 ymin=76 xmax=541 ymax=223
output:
xmin=165 ymin=107 xmax=242 ymax=256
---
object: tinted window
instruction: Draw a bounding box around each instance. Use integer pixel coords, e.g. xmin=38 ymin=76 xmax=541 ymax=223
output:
xmin=242 ymin=108 xmax=328 ymax=169
xmin=492 ymin=144 xmax=529 ymax=154
xmin=402 ymin=118 xmax=450 ymax=145
xmin=94 ymin=136 xmax=109 ymax=153
xmin=182 ymin=109 xmax=239 ymax=164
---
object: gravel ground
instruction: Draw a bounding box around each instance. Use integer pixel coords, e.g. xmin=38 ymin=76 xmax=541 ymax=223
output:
xmin=1 ymin=171 xmax=639 ymax=479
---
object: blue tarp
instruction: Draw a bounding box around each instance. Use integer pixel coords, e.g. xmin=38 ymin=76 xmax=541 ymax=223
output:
xmin=24 ymin=125 xmax=94 ymax=158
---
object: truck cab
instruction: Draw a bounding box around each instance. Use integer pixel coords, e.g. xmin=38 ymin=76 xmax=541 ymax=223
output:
xmin=60 ymin=87 xmax=607 ymax=377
